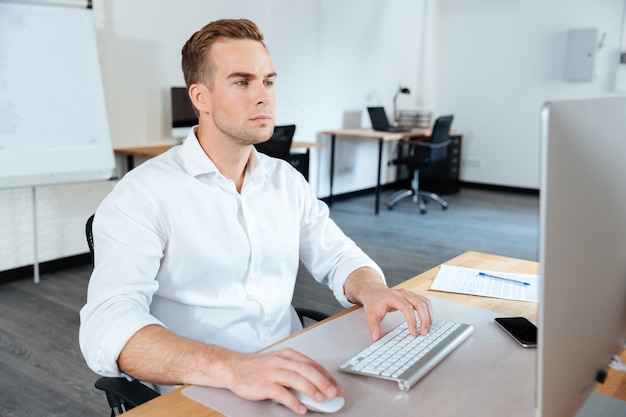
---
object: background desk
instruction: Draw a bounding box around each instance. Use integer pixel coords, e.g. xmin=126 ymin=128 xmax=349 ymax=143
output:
xmin=321 ymin=128 xmax=461 ymax=214
xmin=114 ymin=142 xmax=322 ymax=180
xmin=122 ymin=251 xmax=542 ymax=417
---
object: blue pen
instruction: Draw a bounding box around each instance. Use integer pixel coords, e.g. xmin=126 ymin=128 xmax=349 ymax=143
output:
xmin=478 ymin=272 xmax=531 ymax=286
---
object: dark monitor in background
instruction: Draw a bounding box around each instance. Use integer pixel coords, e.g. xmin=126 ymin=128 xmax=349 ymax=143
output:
xmin=171 ymin=86 xmax=197 ymax=139
xmin=537 ymin=96 xmax=626 ymax=416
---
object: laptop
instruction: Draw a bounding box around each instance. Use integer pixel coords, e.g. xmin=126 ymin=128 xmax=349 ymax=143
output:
xmin=367 ymin=107 xmax=411 ymax=132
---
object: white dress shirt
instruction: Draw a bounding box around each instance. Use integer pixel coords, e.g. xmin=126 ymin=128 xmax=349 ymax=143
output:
xmin=79 ymin=129 xmax=384 ymax=379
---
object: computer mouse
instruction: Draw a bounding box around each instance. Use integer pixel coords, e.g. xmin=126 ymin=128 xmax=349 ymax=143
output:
xmin=293 ymin=390 xmax=345 ymax=414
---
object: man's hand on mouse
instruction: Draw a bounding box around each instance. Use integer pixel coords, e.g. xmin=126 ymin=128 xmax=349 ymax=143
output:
xmin=224 ymin=348 xmax=344 ymax=415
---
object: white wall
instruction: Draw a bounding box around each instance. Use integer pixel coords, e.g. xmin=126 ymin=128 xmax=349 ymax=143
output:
xmin=4 ymin=0 xmax=622 ymax=272
xmin=92 ymin=0 xmax=626 ymax=192
xmin=0 ymin=182 xmax=113 ymax=272
xmin=435 ymin=0 xmax=625 ymax=189
xmin=93 ymin=0 xmax=274 ymax=149
xmin=92 ymin=0 xmax=426 ymax=196
xmin=1 ymin=0 xmax=324 ymax=273
xmin=316 ymin=0 xmax=428 ymax=195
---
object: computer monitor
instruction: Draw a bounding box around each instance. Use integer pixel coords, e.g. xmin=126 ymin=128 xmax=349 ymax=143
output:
xmin=170 ymin=86 xmax=198 ymax=138
xmin=537 ymin=96 xmax=626 ymax=416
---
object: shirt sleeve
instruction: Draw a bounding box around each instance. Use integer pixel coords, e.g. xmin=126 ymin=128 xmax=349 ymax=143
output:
xmin=296 ymin=177 xmax=386 ymax=308
xmin=79 ymin=179 xmax=166 ymax=376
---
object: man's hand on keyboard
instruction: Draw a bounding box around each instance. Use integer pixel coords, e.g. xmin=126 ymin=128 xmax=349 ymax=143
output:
xmin=343 ymin=268 xmax=434 ymax=341
xmin=363 ymin=287 xmax=433 ymax=341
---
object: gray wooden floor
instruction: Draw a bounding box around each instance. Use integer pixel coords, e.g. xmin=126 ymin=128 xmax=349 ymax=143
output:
xmin=0 ymin=186 xmax=538 ymax=416
xmin=294 ymin=186 xmax=539 ymax=316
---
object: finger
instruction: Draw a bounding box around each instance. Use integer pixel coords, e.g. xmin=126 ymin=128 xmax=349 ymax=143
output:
xmin=370 ymin=320 xmax=383 ymax=341
xmin=365 ymin=308 xmax=387 ymax=341
xmin=404 ymin=291 xmax=433 ymax=335
xmin=274 ymin=349 xmax=344 ymax=397
xmin=276 ymin=348 xmax=340 ymax=386
xmin=242 ymin=356 xmax=334 ymax=413
xmin=417 ymin=294 xmax=434 ymax=334
xmin=382 ymin=289 xmax=432 ymax=336
xmin=271 ymin=386 xmax=308 ymax=415
xmin=395 ymin=290 xmax=419 ymax=336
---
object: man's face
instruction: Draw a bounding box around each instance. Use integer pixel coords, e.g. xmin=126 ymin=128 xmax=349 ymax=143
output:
xmin=205 ymin=39 xmax=276 ymax=146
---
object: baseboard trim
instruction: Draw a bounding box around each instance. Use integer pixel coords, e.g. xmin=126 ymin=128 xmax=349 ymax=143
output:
xmin=320 ymin=183 xmax=399 ymax=204
xmin=0 ymin=253 xmax=91 ymax=284
xmin=3 ymin=182 xmax=537 ymax=283
xmin=459 ymin=181 xmax=539 ymax=196
xmin=320 ymin=181 xmax=538 ymax=204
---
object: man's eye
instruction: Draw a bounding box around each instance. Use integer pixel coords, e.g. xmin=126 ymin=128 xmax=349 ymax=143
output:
xmin=264 ymin=80 xmax=274 ymax=88
xmin=235 ymin=80 xmax=249 ymax=87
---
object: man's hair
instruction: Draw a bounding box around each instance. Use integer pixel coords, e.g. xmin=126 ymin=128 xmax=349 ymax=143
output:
xmin=181 ymin=18 xmax=266 ymax=89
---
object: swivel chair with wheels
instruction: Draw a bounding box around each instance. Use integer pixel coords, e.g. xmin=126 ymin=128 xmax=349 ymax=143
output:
xmin=388 ymin=115 xmax=454 ymax=214
xmin=253 ymin=124 xmax=296 ymax=159
xmin=85 ymin=214 xmax=329 ymax=415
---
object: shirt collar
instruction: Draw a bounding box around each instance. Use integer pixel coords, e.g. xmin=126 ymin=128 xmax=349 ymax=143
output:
xmin=246 ymin=148 xmax=268 ymax=184
xmin=181 ymin=127 xmax=268 ymax=184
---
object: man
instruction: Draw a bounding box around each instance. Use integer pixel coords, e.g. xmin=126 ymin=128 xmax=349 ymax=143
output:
xmin=79 ymin=18 xmax=433 ymax=415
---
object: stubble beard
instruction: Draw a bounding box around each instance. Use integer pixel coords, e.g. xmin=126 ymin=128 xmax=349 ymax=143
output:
xmin=211 ymin=107 xmax=273 ymax=146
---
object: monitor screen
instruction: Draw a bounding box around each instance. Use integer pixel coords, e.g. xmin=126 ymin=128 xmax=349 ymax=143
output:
xmin=171 ymin=86 xmax=197 ymax=138
xmin=537 ymin=96 xmax=626 ymax=416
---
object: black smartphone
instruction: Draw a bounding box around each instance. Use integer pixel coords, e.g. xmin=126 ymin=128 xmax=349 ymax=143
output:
xmin=494 ymin=317 xmax=537 ymax=348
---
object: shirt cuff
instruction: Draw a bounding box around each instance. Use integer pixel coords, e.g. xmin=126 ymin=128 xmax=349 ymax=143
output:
xmin=81 ymin=305 xmax=165 ymax=377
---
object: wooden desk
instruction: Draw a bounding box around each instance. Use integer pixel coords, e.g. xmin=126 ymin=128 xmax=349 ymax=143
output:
xmin=122 ymin=251 xmax=545 ymax=417
xmin=403 ymin=252 xmax=626 ymax=403
xmin=321 ymin=128 xmax=431 ymax=214
xmin=406 ymin=250 xmax=539 ymax=321
xmin=115 ymin=142 xmax=322 ymax=171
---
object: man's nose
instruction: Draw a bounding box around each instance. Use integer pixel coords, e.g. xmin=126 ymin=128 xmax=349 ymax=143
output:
xmin=253 ymin=82 xmax=272 ymax=105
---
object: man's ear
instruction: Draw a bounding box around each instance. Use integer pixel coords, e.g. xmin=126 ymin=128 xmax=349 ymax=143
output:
xmin=188 ymin=83 xmax=210 ymax=114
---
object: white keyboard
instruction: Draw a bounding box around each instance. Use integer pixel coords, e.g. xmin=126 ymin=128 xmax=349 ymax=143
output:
xmin=339 ymin=320 xmax=474 ymax=391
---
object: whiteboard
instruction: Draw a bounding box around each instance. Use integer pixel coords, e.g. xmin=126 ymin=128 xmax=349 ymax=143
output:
xmin=0 ymin=1 xmax=115 ymax=188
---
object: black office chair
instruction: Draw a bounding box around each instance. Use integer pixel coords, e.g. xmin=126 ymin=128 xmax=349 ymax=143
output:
xmin=254 ymin=124 xmax=296 ymax=159
xmin=387 ymin=115 xmax=454 ymax=214
xmin=85 ymin=214 xmax=329 ymax=415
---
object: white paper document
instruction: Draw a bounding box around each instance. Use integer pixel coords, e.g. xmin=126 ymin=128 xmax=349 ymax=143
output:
xmin=430 ymin=264 xmax=539 ymax=303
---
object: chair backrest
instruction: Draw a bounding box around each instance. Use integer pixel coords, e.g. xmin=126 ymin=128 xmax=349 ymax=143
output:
xmin=253 ymin=124 xmax=296 ymax=159
xmin=429 ymin=115 xmax=454 ymax=144
xmin=86 ymin=214 xmax=95 ymax=267
xmin=426 ymin=115 xmax=454 ymax=163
